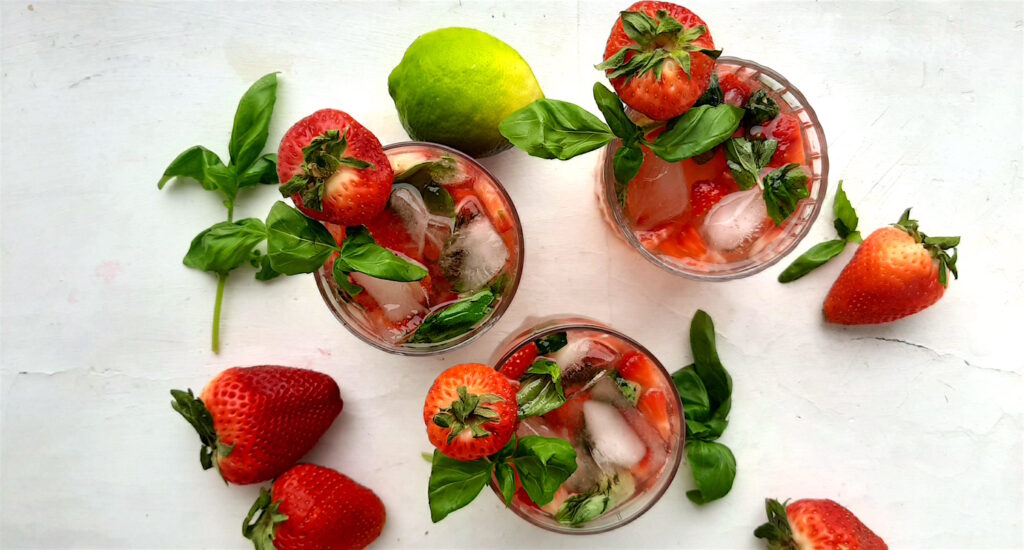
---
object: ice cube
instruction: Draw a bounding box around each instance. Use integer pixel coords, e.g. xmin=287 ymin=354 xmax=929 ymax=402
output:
xmin=588 ymin=374 xmax=633 ymax=409
xmin=700 ymin=187 xmax=771 ymax=252
xmin=583 ymin=401 xmax=646 ymax=469
xmin=625 ymin=149 xmax=688 ymax=230
xmin=349 ymin=272 xmax=427 ymax=322
xmin=555 ymin=337 xmax=618 ymax=387
xmin=439 ymin=210 xmax=508 ymax=292
xmin=390 ymin=183 xmax=453 ymax=257
xmin=564 ymin=441 xmax=605 ymax=492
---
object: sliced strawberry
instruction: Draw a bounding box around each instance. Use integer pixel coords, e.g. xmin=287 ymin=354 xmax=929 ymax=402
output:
xmin=718 ymin=73 xmax=752 ymax=107
xmin=617 ymin=351 xmax=663 ymax=391
xmin=541 ymin=393 xmax=591 ymax=433
xmin=753 ymin=113 xmax=804 ymax=168
xmin=600 ymin=2 xmax=717 ymax=120
xmin=278 ymin=109 xmax=393 ymax=226
xmin=636 ymin=389 xmax=672 ymax=441
xmin=423 ymin=364 xmax=517 ymax=461
xmin=499 ymin=343 xmax=540 ymax=381
xmin=363 ymin=208 xmax=422 ymax=262
xmin=473 ymin=177 xmax=513 ymax=233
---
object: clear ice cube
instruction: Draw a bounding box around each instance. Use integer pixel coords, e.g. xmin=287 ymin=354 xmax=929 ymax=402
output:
xmin=625 ymin=149 xmax=688 ymax=231
xmin=349 ymin=272 xmax=427 ymax=322
xmin=588 ymin=373 xmax=633 ymax=409
xmin=390 ymin=183 xmax=453 ymax=257
xmin=700 ymin=187 xmax=771 ymax=252
xmin=583 ymin=401 xmax=646 ymax=469
xmin=553 ymin=337 xmax=617 ymax=387
xmin=439 ymin=201 xmax=508 ymax=292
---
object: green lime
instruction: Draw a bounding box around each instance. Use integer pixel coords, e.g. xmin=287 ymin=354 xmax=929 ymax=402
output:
xmin=388 ymin=27 xmax=544 ymax=158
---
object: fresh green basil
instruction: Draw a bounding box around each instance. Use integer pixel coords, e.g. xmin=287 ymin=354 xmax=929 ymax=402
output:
xmin=337 ymin=226 xmax=428 ymax=282
xmin=332 ymin=257 xmax=363 ymax=296
xmin=409 ymin=290 xmax=495 ymax=344
xmin=555 ymin=487 xmax=611 ymax=526
xmin=494 ymin=462 xmax=516 ymax=506
xmin=646 ymin=104 xmax=744 ymax=162
xmin=724 ymin=137 xmax=778 ymax=190
xmin=762 ymin=164 xmax=810 ymax=225
xmin=685 ymin=440 xmax=736 ymax=504
xmin=672 ymin=365 xmax=711 ymax=421
xmin=157 ymin=145 xmax=229 ymax=192
xmin=393 ymin=158 xmax=457 ymax=218
xmin=426 ymin=450 xmax=493 ymax=523
xmin=743 ymin=89 xmax=779 ymax=126
xmin=183 ymin=219 xmax=267 ymax=275
xmin=499 ymin=99 xmax=615 ymax=160
xmin=254 ymin=253 xmax=281 ymax=281
xmin=536 ymin=331 xmax=568 ymax=355
xmin=237 ymin=153 xmax=279 ymax=188
xmin=593 ymin=82 xmax=640 ymax=144
xmin=228 ymin=72 xmax=278 ymax=170
xmin=613 ymin=144 xmax=645 ymax=188
xmin=777 ymin=239 xmax=847 ymax=283
xmin=517 ymin=360 xmax=566 ymax=418
xmin=509 ymin=436 xmax=578 ymax=506
xmin=832 ymin=180 xmax=861 ymax=242
xmin=694 ymin=73 xmax=723 ymax=108
xmin=690 ymin=310 xmax=732 ymax=409
xmin=264 ymin=201 xmax=337 ymax=275
xmin=613 ymin=372 xmax=641 ymax=405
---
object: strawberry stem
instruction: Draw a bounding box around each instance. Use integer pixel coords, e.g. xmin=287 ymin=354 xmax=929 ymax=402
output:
xmin=893 ymin=208 xmax=960 ymax=287
xmin=432 ymin=386 xmax=504 ymax=443
xmin=243 ymin=488 xmax=289 ymax=550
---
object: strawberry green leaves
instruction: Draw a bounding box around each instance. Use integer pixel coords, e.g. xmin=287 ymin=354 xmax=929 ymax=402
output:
xmin=778 ymin=181 xmax=862 ymax=282
xmin=427 ymin=435 xmax=577 ymax=522
xmin=599 ymin=10 xmax=719 ymax=81
xmin=671 ymin=310 xmax=736 ymax=505
xmin=157 ymin=73 xmax=281 ymax=353
xmin=408 ymin=290 xmax=495 ymax=344
xmin=894 ymin=208 xmax=961 ymax=286
xmin=279 ymin=130 xmax=374 ymax=212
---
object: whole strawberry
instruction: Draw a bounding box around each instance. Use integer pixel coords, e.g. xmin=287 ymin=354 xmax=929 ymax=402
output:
xmin=755 ymin=498 xmax=887 ymax=550
xmin=278 ymin=109 xmax=393 ymax=226
xmin=170 ymin=366 xmax=343 ymax=484
xmin=824 ymin=209 xmax=959 ymax=324
xmin=244 ymin=464 xmax=385 ymax=550
xmin=423 ymin=363 xmax=517 ymax=461
xmin=598 ymin=1 xmax=718 ymax=120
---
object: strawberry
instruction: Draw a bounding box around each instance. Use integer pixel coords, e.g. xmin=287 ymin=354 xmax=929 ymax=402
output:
xmin=170 ymin=366 xmax=343 ymax=485
xmin=754 ymin=113 xmax=803 ymax=167
xmin=719 ymin=73 xmax=752 ymax=107
xmin=423 ymin=363 xmax=517 ymax=461
xmin=278 ymin=109 xmax=393 ymax=226
xmin=824 ymin=209 xmax=959 ymax=325
xmin=755 ymin=498 xmax=887 ymax=550
xmin=599 ymin=2 xmax=718 ymax=121
xmin=541 ymin=393 xmax=590 ymax=433
xmin=690 ymin=178 xmax=733 ymax=217
xmin=244 ymin=464 xmax=385 ymax=550
xmin=362 ymin=209 xmax=421 ymax=262
xmin=498 ymin=342 xmax=540 ymax=380
xmin=617 ymin=351 xmax=663 ymax=390
xmin=636 ymin=389 xmax=672 ymax=441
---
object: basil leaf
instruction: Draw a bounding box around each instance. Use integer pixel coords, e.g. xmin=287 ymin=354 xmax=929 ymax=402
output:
xmin=228 ymin=72 xmax=278 ymax=170
xmin=517 ymin=360 xmax=566 ymax=418
xmin=743 ymin=89 xmax=780 ymax=126
xmin=499 ymin=99 xmax=615 ymax=160
xmin=724 ymin=137 xmax=777 ymax=190
xmin=672 ymin=365 xmax=711 ymax=422
xmin=555 ymin=489 xmax=611 ymax=527
xmin=427 ymin=450 xmax=493 ymax=523
xmin=832 ymin=180 xmax=860 ymax=242
xmin=762 ymin=164 xmax=810 ymax=225
xmin=495 ymin=462 xmax=516 ymax=507
xmin=237 ymin=153 xmax=278 ymax=188
xmin=332 ymin=256 xmax=364 ymax=295
xmin=339 ymin=226 xmax=427 ymax=282
xmin=409 ymin=290 xmax=495 ymax=344
xmin=613 ymin=144 xmax=644 ymax=186
xmin=685 ymin=440 xmax=736 ymax=504
xmin=647 ymin=105 xmax=744 ymax=162
xmin=510 ymin=436 xmax=577 ymax=506
xmin=157 ymin=145 xmax=229 ymax=191
xmin=690 ymin=310 xmax=731 ymax=409
xmin=777 ymin=239 xmax=847 ymax=283
xmin=393 ymin=158 xmax=457 ymax=219
xmin=592 ymin=82 xmax=639 ymax=143
xmin=182 ymin=219 xmax=267 ymax=275
xmin=613 ymin=372 xmax=640 ymax=405
xmin=254 ymin=253 xmax=281 ymax=281
xmin=535 ymin=331 xmax=568 ymax=354
xmin=694 ymin=73 xmax=723 ymax=108
xmin=265 ymin=201 xmax=338 ymax=275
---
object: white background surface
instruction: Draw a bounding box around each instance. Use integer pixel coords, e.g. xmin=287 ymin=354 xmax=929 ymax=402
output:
xmin=2 ymin=1 xmax=1023 ymax=548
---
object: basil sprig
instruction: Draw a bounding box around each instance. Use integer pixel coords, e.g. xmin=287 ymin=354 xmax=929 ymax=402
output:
xmin=516 ymin=359 xmax=566 ymax=418
xmin=427 ymin=435 xmax=577 ymax=522
xmin=723 ymin=137 xmax=810 ymax=225
xmin=671 ymin=310 xmax=737 ymax=505
xmin=743 ymin=89 xmax=780 ymax=126
xmin=408 ymin=290 xmax=496 ymax=344
xmin=778 ymin=181 xmax=863 ymax=282
xmin=157 ymin=73 xmax=280 ymax=353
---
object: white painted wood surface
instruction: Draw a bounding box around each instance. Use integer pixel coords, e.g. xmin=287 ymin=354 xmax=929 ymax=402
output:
xmin=2 ymin=1 xmax=1022 ymax=548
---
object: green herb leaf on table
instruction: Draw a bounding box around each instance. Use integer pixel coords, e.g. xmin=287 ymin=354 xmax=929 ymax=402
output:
xmin=157 ymin=145 xmax=229 ymax=191
xmin=535 ymin=331 xmax=568 ymax=355
xmin=183 ymin=219 xmax=267 ymax=275
xmin=516 ymin=359 xmax=566 ymax=418
xmin=724 ymin=137 xmax=778 ymax=190
xmin=743 ymin=89 xmax=780 ymax=126
xmin=671 ymin=365 xmax=711 ymax=423
xmin=498 ymin=99 xmax=615 ymax=160
xmin=409 ymin=290 xmax=496 ymax=344
xmin=646 ymin=104 xmax=744 ymax=162
xmin=254 ymin=253 xmax=281 ymax=281
xmin=777 ymin=239 xmax=847 ymax=283
xmin=685 ymin=440 xmax=736 ymax=505
xmin=426 ymin=450 xmax=494 ymax=523
xmin=228 ymin=72 xmax=279 ymax=170
xmin=509 ymin=436 xmax=578 ymax=506
xmin=832 ymin=180 xmax=862 ymax=242
xmin=762 ymin=163 xmax=810 ymax=225
xmin=690 ymin=310 xmax=732 ymax=409
xmin=265 ymin=201 xmax=338 ymax=275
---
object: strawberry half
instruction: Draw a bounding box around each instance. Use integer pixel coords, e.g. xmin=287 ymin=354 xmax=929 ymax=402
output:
xmin=423 ymin=363 xmax=517 ymax=461
xmin=170 ymin=366 xmax=343 ymax=485
xmin=244 ymin=464 xmax=386 ymax=550
xmin=824 ymin=209 xmax=959 ymax=325
xmin=598 ymin=1 xmax=719 ymax=121
xmin=498 ymin=342 xmax=540 ymax=380
xmin=617 ymin=351 xmax=663 ymax=391
xmin=278 ymin=109 xmax=393 ymax=226
xmin=755 ymin=498 xmax=887 ymax=550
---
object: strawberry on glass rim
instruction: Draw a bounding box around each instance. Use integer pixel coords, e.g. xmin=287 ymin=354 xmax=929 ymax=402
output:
xmin=423 ymin=363 xmax=517 ymax=461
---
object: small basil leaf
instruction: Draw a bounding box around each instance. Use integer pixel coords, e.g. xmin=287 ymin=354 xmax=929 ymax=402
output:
xmin=613 ymin=144 xmax=644 ymax=186
xmin=332 ymin=256 xmax=364 ymax=296
xmin=535 ymin=331 xmax=568 ymax=354
xmin=499 ymin=99 xmax=615 ymax=160
xmin=762 ymin=164 xmax=810 ymax=225
xmin=690 ymin=310 xmax=732 ymax=409
xmin=694 ymin=73 xmax=723 ymax=108
xmin=724 ymin=137 xmax=777 ymax=191
xmin=672 ymin=365 xmax=711 ymax=422
xmin=516 ymin=360 xmax=566 ymax=418
xmin=182 ymin=219 xmax=267 ymax=275
xmin=511 ymin=436 xmax=578 ymax=506
xmin=832 ymin=180 xmax=860 ymax=241
xmin=228 ymin=72 xmax=278 ymax=170
xmin=613 ymin=372 xmax=641 ymax=406
xmin=777 ymin=239 xmax=847 ymax=283
xmin=427 ymin=450 xmax=494 ymax=523
xmin=593 ymin=82 xmax=639 ymax=143
xmin=743 ymin=89 xmax=780 ymax=126
xmin=409 ymin=290 xmax=495 ymax=344
xmin=647 ymin=105 xmax=744 ymax=162
xmin=255 ymin=253 xmax=282 ymax=281
xmin=495 ymin=462 xmax=516 ymax=507
xmin=393 ymin=158 xmax=457 ymax=219
xmin=685 ymin=440 xmax=736 ymax=504
xmin=265 ymin=201 xmax=338 ymax=275
xmin=157 ymin=145 xmax=228 ymax=191
xmin=555 ymin=488 xmax=611 ymax=527
xmin=340 ymin=226 xmax=427 ymax=282
xmin=237 ymin=153 xmax=278 ymax=188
